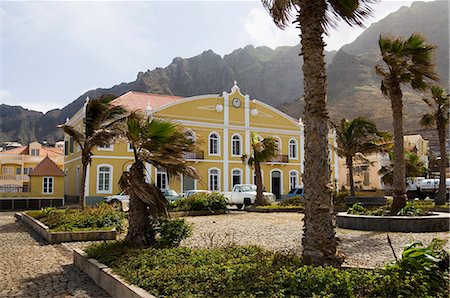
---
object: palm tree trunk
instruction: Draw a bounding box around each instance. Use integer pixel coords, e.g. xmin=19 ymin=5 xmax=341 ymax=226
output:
xmin=298 ymin=1 xmax=339 ymax=266
xmin=389 ymin=83 xmax=406 ymax=214
xmin=254 ymin=161 xmax=265 ymax=205
xmin=346 ymin=157 xmax=356 ymax=196
xmin=125 ymin=161 xmax=150 ymax=247
xmin=436 ymin=117 xmax=447 ymax=205
xmin=79 ymin=158 xmax=88 ymax=210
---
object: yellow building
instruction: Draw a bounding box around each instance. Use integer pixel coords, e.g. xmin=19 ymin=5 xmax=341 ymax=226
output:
xmin=64 ymin=83 xmax=339 ymax=204
xmin=28 ymin=156 xmax=65 ymax=198
xmin=0 ymin=141 xmax=64 ymax=194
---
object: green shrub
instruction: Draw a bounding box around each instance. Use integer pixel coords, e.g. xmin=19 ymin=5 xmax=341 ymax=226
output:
xmin=332 ymin=191 xmax=349 ymax=207
xmin=85 ymin=240 xmax=449 ymax=298
xmin=170 ymin=192 xmax=228 ymax=212
xmin=27 ymin=203 xmax=126 ymax=232
xmin=397 ymin=202 xmax=429 ymax=216
xmin=347 ymin=202 xmax=366 ymax=215
xmin=145 ymin=218 xmax=192 ymax=248
xmin=279 ymin=196 xmax=304 ymax=207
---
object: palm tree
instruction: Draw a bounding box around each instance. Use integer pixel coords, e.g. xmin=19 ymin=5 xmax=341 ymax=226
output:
xmin=241 ymin=133 xmax=278 ymax=206
xmin=420 ymin=85 xmax=449 ymax=205
xmin=119 ymin=112 xmax=197 ymax=247
xmin=379 ymin=151 xmax=427 ymax=187
xmin=60 ymin=95 xmax=126 ymax=209
xmin=262 ymin=0 xmax=375 ymax=265
xmin=333 ymin=117 xmax=392 ymax=196
xmin=376 ymin=34 xmax=438 ymax=214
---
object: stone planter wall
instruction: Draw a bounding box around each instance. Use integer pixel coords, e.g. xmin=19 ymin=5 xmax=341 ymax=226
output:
xmin=170 ymin=210 xmax=227 ymax=217
xmin=244 ymin=207 xmax=304 ymax=213
xmin=16 ymin=212 xmax=117 ymax=243
xmin=336 ymin=212 xmax=450 ymax=232
xmin=73 ymin=249 xmax=154 ymax=298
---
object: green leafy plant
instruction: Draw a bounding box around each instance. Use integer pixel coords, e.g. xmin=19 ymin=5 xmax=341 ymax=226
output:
xmin=145 ymin=218 xmax=192 ymax=248
xmin=170 ymin=193 xmax=228 ymax=212
xmin=27 ymin=203 xmax=126 ymax=232
xmin=279 ymin=196 xmax=304 ymax=207
xmin=397 ymin=202 xmax=429 ymax=216
xmin=347 ymin=202 xmax=366 ymax=215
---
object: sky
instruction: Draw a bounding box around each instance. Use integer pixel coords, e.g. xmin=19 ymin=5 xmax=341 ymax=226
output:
xmin=0 ymin=0 xmax=434 ymax=113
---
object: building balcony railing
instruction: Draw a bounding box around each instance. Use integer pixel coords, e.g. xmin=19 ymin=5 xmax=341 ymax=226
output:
xmin=0 ymin=185 xmax=30 ymax=193
xmin=0 ymin=175 xmax=22 ymax=181
xmin=184 ymin=151 xmax=205 ymax=160
xmin=269 ymin=154 xmax=289 ymax=163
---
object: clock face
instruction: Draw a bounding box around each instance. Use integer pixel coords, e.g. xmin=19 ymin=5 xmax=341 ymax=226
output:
xmin=232 ymin=98 xmax=241 ymax=108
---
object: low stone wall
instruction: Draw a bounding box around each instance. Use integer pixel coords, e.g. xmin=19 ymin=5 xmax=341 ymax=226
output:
xmin=336 ymin=212 xmax=450 ymax=232
xmin=74 ymin=249 xmax=154 ymax=298
xmin=244 ymin=207 xmax=304 ymax=213
xmin=170 ymin=210 xmax=227 ymax=218
xmin=16 ymin=212 xmax=117 ymax=243
xmin=0 ymin=197 xmax=64 ymax=211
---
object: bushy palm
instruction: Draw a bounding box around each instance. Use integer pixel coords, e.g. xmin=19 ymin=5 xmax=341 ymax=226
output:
xmin=379 ymin=151 xmax=428 ymax=186
xmin=420 ymin=85 xmax=449 ymax=204
xmin=119 ymin=112 xmax=197 ymax=247
xmin=60 ymin=95 xmax=126 ymax=209
xmin=241 ymin=133 xmax=278 ymax=206
xmin=333 ymin=117 xmax=392 ymax=196
xmin=376 ymin=33 xmax=438 ymax=214
xmin=262 ymin=0 xmax=376 ymax=265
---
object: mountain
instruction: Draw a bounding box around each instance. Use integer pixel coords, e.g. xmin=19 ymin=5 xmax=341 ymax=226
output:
xmin=0 ymin=1 xmax=447 ymax=151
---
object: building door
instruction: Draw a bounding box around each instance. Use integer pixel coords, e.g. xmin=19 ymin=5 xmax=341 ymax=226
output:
xmin=182 ymin=175 xmax=195 ymax=193
xmin=271 ymin=170 xmax=281 ymax=199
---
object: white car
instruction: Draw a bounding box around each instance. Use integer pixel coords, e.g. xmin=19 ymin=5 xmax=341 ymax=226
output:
xmin=104 ymin=191 xmax=130 ymax=211
xmin=222 ymin=184 xmax=275 ymax=209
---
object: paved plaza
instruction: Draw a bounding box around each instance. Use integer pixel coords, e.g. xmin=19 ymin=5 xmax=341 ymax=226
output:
xmin=0 ymin=212 xmax=109 ymax=298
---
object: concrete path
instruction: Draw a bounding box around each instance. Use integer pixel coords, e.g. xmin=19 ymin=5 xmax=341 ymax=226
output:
xmin=0 ymin=212 xmax=109 ymax=298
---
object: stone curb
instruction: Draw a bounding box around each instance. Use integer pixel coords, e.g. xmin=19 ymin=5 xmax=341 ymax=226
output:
xmin=73 ymin=249 xmax=155 ymax=298
xmin=336 ymin=212 xmax=450 ymax=232
xmin=16 ymin=212 xmax=117 ymax=243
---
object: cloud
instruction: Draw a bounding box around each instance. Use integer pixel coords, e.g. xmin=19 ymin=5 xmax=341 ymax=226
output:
xmin=243 ymin=8 xmax=299 ymax=49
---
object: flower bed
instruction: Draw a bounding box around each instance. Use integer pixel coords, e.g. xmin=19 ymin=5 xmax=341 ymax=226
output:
xmin=170 ymin=193 xmax=228 ymax=213
xmin=83 ymin=241 xmax=449 ymax=298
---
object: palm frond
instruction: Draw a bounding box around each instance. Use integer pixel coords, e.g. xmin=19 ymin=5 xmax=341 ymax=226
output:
xmin=327 ymin=0 xmax=377 ymax=28
xmin=262 ymin=0 xmax=297 ymax=29
xmin=420 ymin=113 xmax=436 ymax=128
xmin=60 ymin=125 xmax=85 ymax=147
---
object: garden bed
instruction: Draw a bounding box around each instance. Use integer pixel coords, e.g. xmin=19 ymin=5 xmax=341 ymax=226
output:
xmin=336 ymin=212 xmax=450 ymax=232
xmin=16 ymin=212 xmax=117 ymax=243
xmin=170 ymin=210 xmax=227 ymax=217
xmin=80 ymin=241 xmax=448 ymax=298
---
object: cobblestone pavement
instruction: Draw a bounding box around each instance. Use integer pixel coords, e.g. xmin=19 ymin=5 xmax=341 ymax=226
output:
xmin=0 ymin=212 xmax=109 ymax=298
xmin=181 ymin=212 xmax=450 ymax=268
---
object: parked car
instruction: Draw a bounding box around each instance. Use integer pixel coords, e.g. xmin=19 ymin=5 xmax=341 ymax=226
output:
xmin=222 ymin=184 xmax=275 ymax=209
xmin=163 ymin=189 xmax=181 ymax=202
xmin=104 ymin=191 xmax=130 ymax=211
xmin=286 ymin=187 xmax=304 ymax=198
xmin=183 ymin=190 xmax=211 ymax=198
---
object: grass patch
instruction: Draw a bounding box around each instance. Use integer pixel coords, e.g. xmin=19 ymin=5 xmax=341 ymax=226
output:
xmin=86 ymin=241 xmax=449 ymax=298
xmin=26 ymin=204 xmax=126 ymax=232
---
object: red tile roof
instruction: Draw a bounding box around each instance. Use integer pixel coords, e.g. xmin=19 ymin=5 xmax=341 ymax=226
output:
xmin=111 ymin=91 xmax=184 ymax=112
xmin=1 ymin=145 xmax=63 ymax=157
xmin=29 ymin=156 xmax=64 ymax=177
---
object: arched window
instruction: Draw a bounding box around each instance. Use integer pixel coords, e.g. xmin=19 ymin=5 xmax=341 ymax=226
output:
xmin=289 ymin=139 xmax=298 ymax=159
xmin=232 ymin=169 xmax=242 ymax=187
xmin=232 ymin=134 xmax=242 ymax=156
xmin=208 ymin=168 xmax=220 ymax=191
xmin=274 ymin=136 xmax=281 ymax=153
xmin=289 ymin=171 xmax=299 ymax=191
xmin=209 ymin=132 xmax=220 ymax=155
xmin=97 ymin=165 xmax=113 ymax=193
xmin=156 ymin=169 xmax=168 ymax=190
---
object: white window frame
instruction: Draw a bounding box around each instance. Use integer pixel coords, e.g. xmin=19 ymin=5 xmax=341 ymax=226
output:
xmin=31 ymin=149 xmax=40 ymax=156
xmin=42 ymin=176 xmax=54 ymax=194
xmin=2 ymin=166 xmax=13 ymax=175
xmin=186 ymin=129 xmax=196 ymax=143
xmin=231 ymin=168 xmax=243 ymax=187
xmin=127 ymin=143 xmax=133 ymax=152
xmin=208 ymin=168 xmax=221 ymax=191
xmin=231 ymin=134 xmax=242 ymax=157
xmin=289 ymin=138 xmax=298 ymax=160
xmin=273 ymin=136 xmax=282 ymax=154
xmin=156 ymin=169 xmax=168 ymax=190
xmin=208 ymin=132 xmax=220 ymax=156
xmin=289 ymin=170 xmax=299 ymax=191
xmin=98 ymin=144 xmax=114 ymax=151
xmin=97 ymin=164 xmax=113 ymax=194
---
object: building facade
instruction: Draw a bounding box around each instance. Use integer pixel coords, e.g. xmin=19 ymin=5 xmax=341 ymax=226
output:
xmin=0 ymin=141 xmax=64 ymax=194
xmin=64 ymin=83 xmax=339 ymax=204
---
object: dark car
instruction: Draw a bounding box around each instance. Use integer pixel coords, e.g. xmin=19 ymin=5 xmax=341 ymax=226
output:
xmin=287 ymin=187 xmax=304 ymax=198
